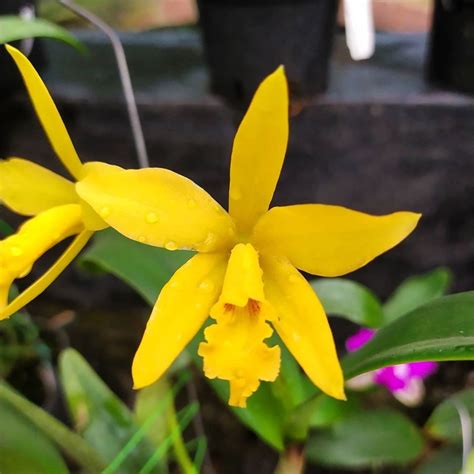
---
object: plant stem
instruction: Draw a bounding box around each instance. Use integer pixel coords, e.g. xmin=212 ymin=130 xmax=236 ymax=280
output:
xmin=0 ymin=382 xmax=105 ymax=473
xmin=167 ymin=395 xmax=197 ymax=474
xmin=274 ymin=444 xmax=306 ymax=474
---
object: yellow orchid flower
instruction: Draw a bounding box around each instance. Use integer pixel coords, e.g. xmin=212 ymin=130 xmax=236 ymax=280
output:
xmin=76 ymin=67 xmax=421 ymax=407
xmin=0 ymin=45 xmax=107 ymax=320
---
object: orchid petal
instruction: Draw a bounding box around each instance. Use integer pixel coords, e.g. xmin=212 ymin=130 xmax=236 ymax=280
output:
xmin=0 ymin=158 xmax=76 ymax=216
xmin=6 ymin=45 xmax=83 ymax=179
xmin=229 ymin=66 xmax=289 ymax=236
xmin=77 ymin=162 xmax=236 ymax=253
xmin=261 ymin=255 xmax=345 ymax=400
xmin=132 ymin=252 xmax=228 ymax=389
xmin=253 ymin=204 xmax=421 ymax=277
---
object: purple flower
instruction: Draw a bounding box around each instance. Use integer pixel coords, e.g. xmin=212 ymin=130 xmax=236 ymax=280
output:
xmin=346 ymin=328 xmax=438 ymax=406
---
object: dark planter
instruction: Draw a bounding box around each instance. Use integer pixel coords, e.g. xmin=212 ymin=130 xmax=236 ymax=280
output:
xmin=0 ymin=0 xmax=43 ymax=95
xmin=427 ymin=0 xmax=474 ymax=94
xmin=197 ymin=0 xmax=339 ymax=106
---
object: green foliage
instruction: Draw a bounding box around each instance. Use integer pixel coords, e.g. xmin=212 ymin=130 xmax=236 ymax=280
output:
xmin=0 ymin=16 xmax=83 ymax=50
xmin=425 ymin=388 xmax=474 ymax=442
xmin=312 ymin=278 xmax=383 ymax=327
xmin=343 ymin=292 xmax=474 ymax=379
xmin=0 ymin=381 xmax=105 ymax=472
xmin=415 ymin=445 xmax=463 ymax=474
xmin=80 ymin=228 xmax=192 ymax=305
xmin=59 ymin=349 xmax=161 ymax=473
xmin=383 ymin=267 xmax=453 ymax=324
xmin=0 ymin=399 xmax=68 ymax=474
xmin=307 ymin=409 xmax=424 ymax=468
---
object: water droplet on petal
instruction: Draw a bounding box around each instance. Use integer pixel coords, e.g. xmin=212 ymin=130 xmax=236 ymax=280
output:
xmin=187 ymin=199 xmax=197 ymax=209
xmin=100 ymin=206 xmax=111 ymax=218
xmin=292 ymin=332 xmax=301 ymax=342
xmin=203 ymin=232 xmax=216 ymax=248
xmin=236 ymin=369 xmax=245 ymax=378
xmin=195 ymin=302 xmax=203 ymax=310
xmin=288 ymin=274 xmax=298 ymax=284
xmin=10 ymin=246 xmax=23 ymax=257
xmin=138 ymin=235 xmax=147 ymax=243
xmin=199 ymin=280 xmax=214 ymax=292
xmin=230 ymin=186 xmax=242 ymax=201
xmin=176 ymin=333 xmax=183 ymax=342
xmin=146 ymin=212 xmax=158 ymax=224
xmin=165 ymin=241 xmax=178 ymax=251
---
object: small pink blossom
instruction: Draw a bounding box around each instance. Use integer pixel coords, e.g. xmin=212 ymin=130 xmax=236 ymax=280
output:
xmin=346 ymin=328 xmax=438 ymax=406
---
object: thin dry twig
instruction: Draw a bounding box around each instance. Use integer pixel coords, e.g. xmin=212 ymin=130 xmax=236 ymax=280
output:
xmin=58 ymin=0 xmax=150 ymax=169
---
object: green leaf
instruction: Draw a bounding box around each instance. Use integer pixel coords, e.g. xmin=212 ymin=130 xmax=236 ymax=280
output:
xmin=0 ymin=218 xmax=13 ymax=237
xmin=79 ymin=228 xmax=192 ymax=305
xmin=134 ymin=379 xmax=170 ymax=447
xmin=0 ymin=382 xmax=105 ymax=472
xmin=311 ymin=278 xmax=383 ymax=327
xmin=415 ymin=444 xmax=462 ymax=474
xmin=307 ymin=409 xmax=424 ymax=468
xmin=0 ymin=399 xmax=68 ymax=474
xmin=383 ymin=267 xmax=452 ymax=324
xmin=59 ymin=348 xmax=158 ymax=473
xmin=343 ymin=292 xmax=474 ymax=380
xmin=307 ymin=393 xmax=362 ymax=429
xmin=271 ymin=342 xmax=307 ymax=411
xmin=0 ymin=16 xmax=84 ymax=51
xmin=425 ymin=388 xmax=474 ymax=442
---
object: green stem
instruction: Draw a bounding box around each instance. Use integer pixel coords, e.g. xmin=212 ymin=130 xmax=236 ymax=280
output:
xmin=274 ymin=444 xmax=306 ymax=474
xmin=167 ymin=394 xmax=197 ymax=474
xmin=0 ymin=382 xmax=105 ymax=473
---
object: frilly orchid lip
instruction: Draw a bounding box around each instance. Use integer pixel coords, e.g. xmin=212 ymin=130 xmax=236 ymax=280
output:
xmin=76 ymin=66 xmax=421 ymax=407
xmin=0 ymin=45 xmax=108 ymax=320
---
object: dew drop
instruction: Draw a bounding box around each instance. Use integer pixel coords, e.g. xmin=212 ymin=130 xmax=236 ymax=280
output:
xmin=165 ymin=241 xmax=178 ymax=251
xmin=138 ymin=235 xmax=147 ymax=243
xmin=195 ymin=302 xmax=203 ymax=310
xmin=187 ymin=199 xmax=197 ymax=209
xmin=230 ymin=186 xmax=242 ymax=201
xmin=176 ymin=333 xmax=183 ymax=342
xmin=199 ymin=280 xmax=214 ymax=292
xmin=203 ymin=232 xmax=216 ymax=248
xmin=292 ymin=332 xmax=301 ymax=342
xmin=288 ymin=274 xmax=298 ymax=284
xmin=10 ymin=246 xmax=23 ymax=257
xmin=146 ymin=212 xmax=159 ymax=224
xmin=236 ymin=369 xmax=245 ymax=378
xmin=100 ymin=206 xmax=111 ymax=218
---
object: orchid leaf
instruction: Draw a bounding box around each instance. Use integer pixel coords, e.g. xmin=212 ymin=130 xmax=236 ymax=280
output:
xmin=59 ymin=348 xmax=160 ymax=473
xmin=79 ymin=228 xmax=192 ymax=305
xmin=0 ymin=16 xmax=84 ymax=51
xmin=415 ymin=444 xmax=462 ymax=474
xmin=343 ymin=292 xmax=474 ymax=380
xmin=383 ymin=267 xmax=452 ymax=324
xmin=311 ymin=278 xmax=383 ymax=327
xmin=307 ymin=409 xmax=424 ymax=468
xmin=0 ymin=218 xmax=13 ymax=237
xmin=425 ymin=388 xmax=474 ymax=442
xmin=0 ymin=400 xmax=68 ymax=474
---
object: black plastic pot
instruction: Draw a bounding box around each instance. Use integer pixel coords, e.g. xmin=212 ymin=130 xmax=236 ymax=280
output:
xmin=427 ymin=0 xmax=474 ymax=94
xmin=197 ymin=0 xmax=339 ymax=106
